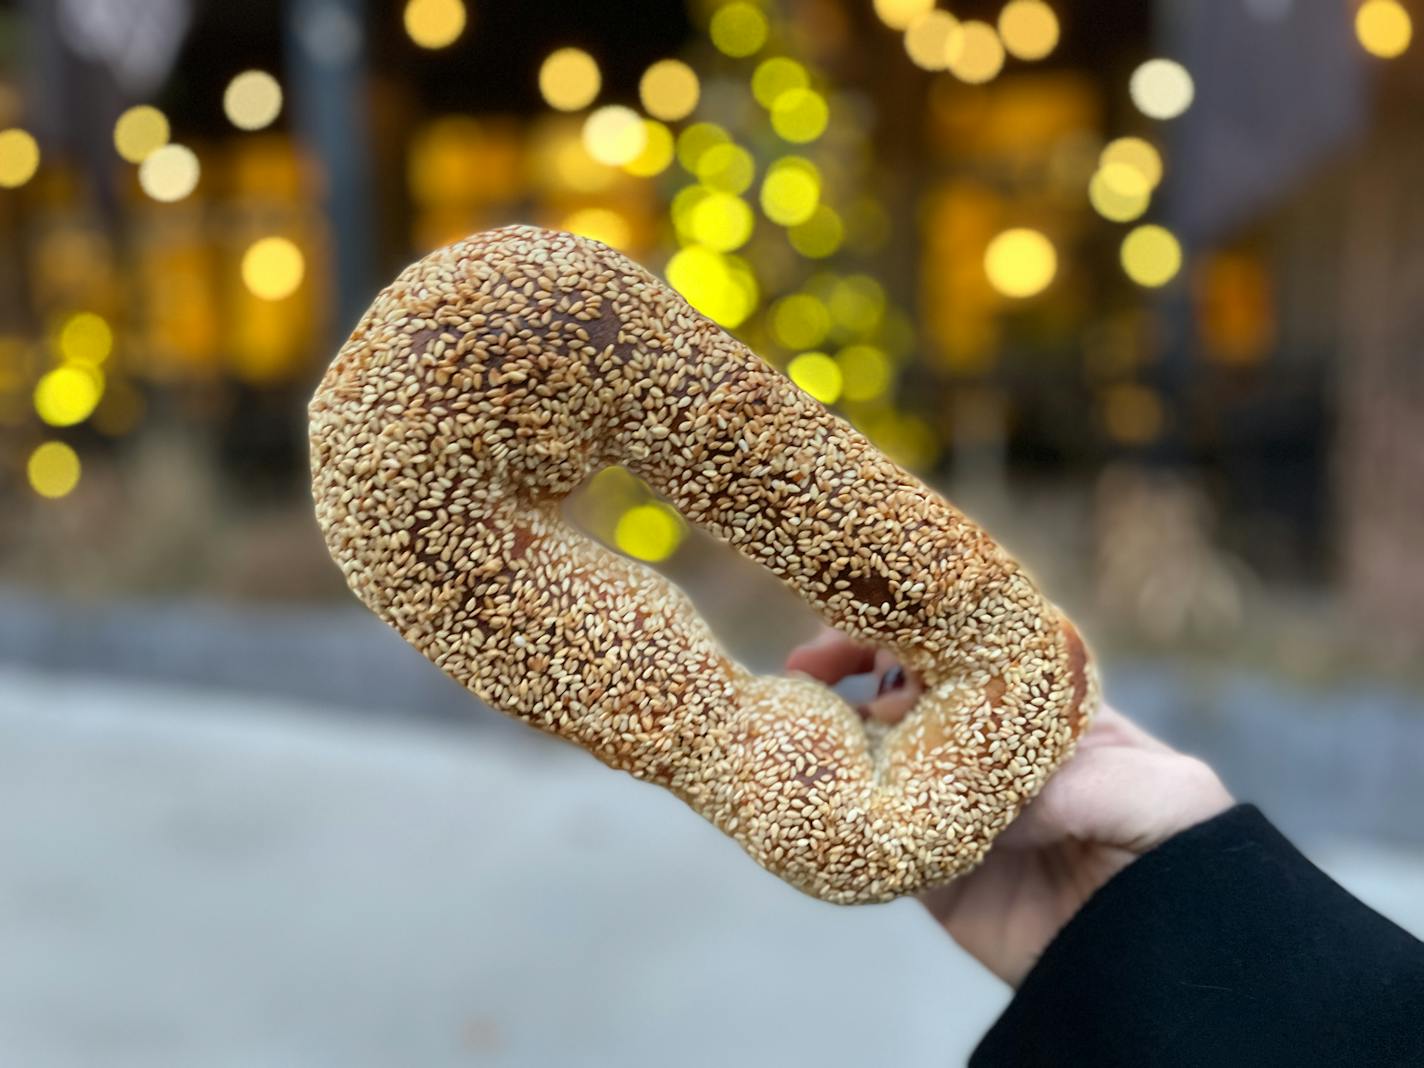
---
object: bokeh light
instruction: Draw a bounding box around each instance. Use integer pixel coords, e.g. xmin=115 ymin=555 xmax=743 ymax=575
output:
xmin=58 ymin=312 xmax=113 ymax=365
xmin=760 ymin=156 xmax=820 ymax=225
xmin=688 ymin=191 xmax=755 ymax=252
xmin=582 ymin=105 xmax=647 ymax=166
xmin=223 ymin=71 xmax=283 ymax=131
xmin=113 ymin=106 xmax=169 ymax=163
xmin=998 ymin=1 xmax=1060 ymax=61
xmin=837 ymin=344 xmax=892 ymax=402
xmin=138 ymin=143 xmax=200 ymax=202
xmin=751 ymin=57 xmax=808 ymax=109
xmin=829 ymin=276 xmax=885 ymax=333
xmin=1121 ymin=224 xmax=1182 ymax=287
xmin=0 ymin=128 xmax=40 ymax=188
xmin=560 ymin=207 xmax=632 ymax=250
xmin=874 ymin=0 xmax=934 ymax=31
xmin=984 ymin=228 xmax=1058 ymax=298
xmin=948 ymin=21 xmax=1005 ymax=84
xmin=787 ymin=205 xmax=844 ymax=258
xmin=27 ymin=441 xmax=81 ymax=500
xmin=34 ymin=365 xmax=104 ymax=427
xmin=903 ymin=10 xmax=961 ymax=71
xmin=241 ymin=236 xmax=306 ymax=300
xmin=676 ymin=122 xmax=730 ymax=173
xmin=1356 ymin=0 xmax=1412 ymax=58
xmin=539 ymin=48 xmax=601 ymax=112
xmin=1130 ymin=58 xmax=1195 ymax=120
xmin=1100 ymin=137 xmax=1163 ymax=190
xmin=771 ymin=294 xmax=830 ymax=349
xmin=403 ymin=0 xmax=467 ymax=49
xmin=709 ymin=2 xmax=768 ymax=58
xmin=788 ymin=352 xmax=842 ymax=404
xmin=665 ymin=246 xmax=758 ymax=327
xmin=696 ymin=142 xmax=755 ymax=193
xmin=640 ymin=59 xmax=700 ymax=122
xmin=623 ymin=120 xmax=675 ymax=177
xmin=770 ymin=88 xmax=829 ymax=144
xmin=1089 ymin=163 xmax=1151 ymax=222
xmin=614 ymin=502 xmax=686 ymax=562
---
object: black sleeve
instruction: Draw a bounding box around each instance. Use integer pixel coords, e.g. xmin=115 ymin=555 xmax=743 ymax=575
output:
xmin=970 ymin=804 xmax=1424 ymax=1068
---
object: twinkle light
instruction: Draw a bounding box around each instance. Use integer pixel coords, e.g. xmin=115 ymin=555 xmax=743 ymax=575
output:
xmin=665 ymin=246 xmax=758 ymax=328
xmin=1089 ymin=163 xmax=1151 ymax=222
xmin=1356 ymin=0 xmax=1412 ymax=58
xmin=787 ymin=204 xmax=844 ymax=258
xmin=582 ymin=105 xmax=646 ymax=166
xmin=760 ymin=156 xmax=820 ymax=225
xmin=903 ymin=10 xmax=961 ymax=71
xmin=58 ymin=312 xmax=113 ymax=365
xmin=241 ymin=236 xmax=305 ymax=300
xmin=676 ymin=122 xmax=730 ymax=173
xmin=560 ymin=207 xmax=632 ymax=250
xmin=948 ymin=21 xmax=1004 ymax=83
xmin=539 ymin=48 xmax=601 ymax=112
xmin=224 ymin=70 xmax=283 ymax=131
xmin=640 ymin=59 xmax=700 ymax=122
xmin=34 ymin=364 xmax=104 ymax=427
xmin=27 ymin=441 xmax=82 ymax=500
xmin=614 ymin=501 xmax=685 ymax=562
xmin=709 ymin=2 xmax=769 ymax=58
xmin=623 ymin=119 xmax=674 ymax=177
xmin=983 ymin=228 xmax=1057 ymax=298
xmin=837 ymin=344 xmax=892 ymax=402
xmin=875 ymin=0 xmax=934 ymax=31
xmin=770 ymin=87 xmax=828 ymax=143
xmin=998 ymin=1 xmax=1060 ymax=61
xmin=0 ymin=128 xmax=40 ymax=189
xmin=113 ymin=106 xmax=169 ymax=163
xmin=696 ymin=142 xmax=755 ymax=193
xmin=138 ymin=143 xmax=199 ymax=202
xmin=404 ymin=0 xmax=467 ymax=49
xmin=688 ymin=191 xmax=755 ymax=252
xmin=788 ymin=352 xmax=842 ymax=404
xmin=1121 ymin=224 xmax=1182 ymax=287
xmin=770 ymin=294 xmax=830 ymax=349
xmin=1130 ymin=58 xmax=1194 ymax=120
xmin=751 ymin=57 xmax=808 ymax=109
xmin=1100 ymin=137 xmax=1163 ymax=189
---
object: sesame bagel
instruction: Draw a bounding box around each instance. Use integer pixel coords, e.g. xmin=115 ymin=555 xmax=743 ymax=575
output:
xmin=309 ymin=225 xmax=1097 ymax=904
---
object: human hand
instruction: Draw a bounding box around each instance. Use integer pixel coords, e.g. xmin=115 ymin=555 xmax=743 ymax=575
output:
xmin=786 ymin=628 xmax=1234 ymax=986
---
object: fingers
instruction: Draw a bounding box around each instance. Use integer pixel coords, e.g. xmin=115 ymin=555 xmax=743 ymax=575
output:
xmin=784 ymin=627 xmax=877 ymax=684
xmin=1078 ymin=705 xmax=1175 ymax=754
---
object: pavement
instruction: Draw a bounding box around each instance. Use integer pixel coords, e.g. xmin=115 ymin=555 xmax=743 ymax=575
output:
xmin=1 ymin=666 xmax=1422 ymax=1067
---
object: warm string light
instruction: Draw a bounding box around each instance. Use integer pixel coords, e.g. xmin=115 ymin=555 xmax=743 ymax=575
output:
xmin=539 ymin=48 xmax=601 ymax=112
xmin=404 ymin=0 xmax=467 ymax=49
xmin=224 ymin=71 xmax=283 ymax=131
xmin=113 ymin=106 xmax=169 ymax=162
xmin=0 ymin=127 xmax=39 ymax=188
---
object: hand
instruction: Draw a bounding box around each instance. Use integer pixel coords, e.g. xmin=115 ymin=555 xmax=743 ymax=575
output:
xmin=786 ymin=628 xmax=1234 ymax=986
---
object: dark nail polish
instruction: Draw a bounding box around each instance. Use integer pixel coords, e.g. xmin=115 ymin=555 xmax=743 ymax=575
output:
xmin=878 ymin=666 xmax=906 ymax=695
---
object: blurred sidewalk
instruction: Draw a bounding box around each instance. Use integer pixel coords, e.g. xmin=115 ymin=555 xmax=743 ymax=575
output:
xmin=2 ymin=666 xmax=1422 ymax=1068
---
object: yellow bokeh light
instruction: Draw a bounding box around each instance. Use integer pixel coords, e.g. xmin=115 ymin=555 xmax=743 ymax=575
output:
xmin=1121 ymin=224 xmax=1182 ymax=287
xmin=874 ymin=0 xmax=934 ymax=31
xmin=623 ymin=119 xmax=674 ymax=177
xmin=760 ymin=156 xmax=820 ymax=225
xmin=614 ymin=502 xmax=686 ymax=562
xmin=770 ymin=88 xmax=828 ymax=143
xmin=539 ymin=48 xmax=601 ymax=112
xmin=676 ymin=122 xmax=729 ymax=173
xmin=788 ymin=352 xmax=842 ymax=404
xmin=138 ymin=143 xmax=199 ymax=202
xmin=1356 ymin=0 xmax=1412 ymax=57
xmin=689 ymin=191 xmax=755 ymax=252
xmin=1100 ymin=136 xmax=1163 ymax=189
xmin=582 ymin=105 xmax=647 ymax=166
xmin=241 ymin=236 xmax=305 ymax=300
xmin=829 ymin=276 xmax=885 ymax=333
xmin=223 ymin=70 xmax=283 ymax=131
xmin=1089 ymin=163 xmax=1151 ymax=222
xmin=903 ymin=10 xmax=961 ymax=71
xmin=1129 ymin=58 xmax=1194 ymax=120
xmin=59 ymin=312 xmax=113 ymax=365
xmin=404 ymin=0 xmax=467 ymax=49
xmin=837 ymin=344 xmax=892 ymax=401
xmin=34 ymin=364 xmax=104 ymax=427
xmin=998 ymin=0 xmax=1060 ymax=61
xmin=709 ymin=2 xmax=769 ymax=58
xmin=751 ymin=57 xmax=808 ymax=109
xmin=0 ymin=128 xmax=40 ymax=189
xmin=560 ymin=207 xmax=633 ymax=250
xmin=983 ymin=228 xmax=1057 ymax=298
xmin=695 ymin=142 xmax=755 ymax=193
xmin=640 ymin=59 xmax=700 ymax=122
xmin=949 ymin=20 xmax=1004 ymax=83
xmin=113 ymin=106 xmax=169 ymax=163
xmin=787 ymin=204 xmax=844 ymax=258
xmin=27 ymin=441 xmax=81 ymax=500
xmin=666 ymin=246 xmax=758 ymax=327
xmin=770 ymin=293 xmax=830 ymax=349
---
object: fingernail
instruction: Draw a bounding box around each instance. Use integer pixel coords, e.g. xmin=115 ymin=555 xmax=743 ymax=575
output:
xmin=878 ymin=666 xmax=906 ymax=695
